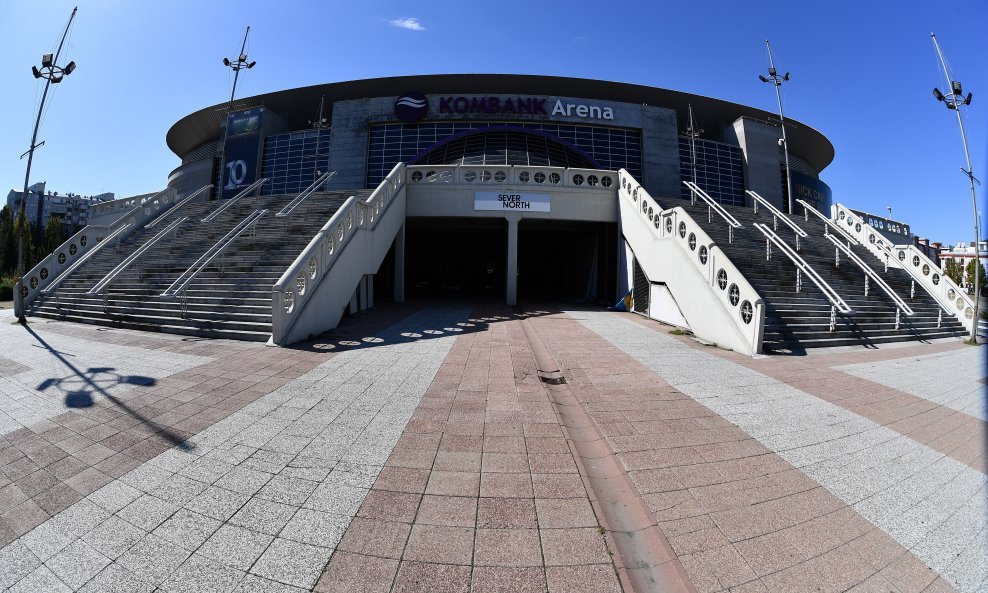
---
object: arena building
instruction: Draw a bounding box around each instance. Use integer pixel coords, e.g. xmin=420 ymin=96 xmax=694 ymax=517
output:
xmin=17 ymin=74 xmax=975 ymax=352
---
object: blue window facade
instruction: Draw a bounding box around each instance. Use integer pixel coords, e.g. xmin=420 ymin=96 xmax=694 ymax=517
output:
xmin=678 ymin=137 xmax=745 ymax=206
xmin=260 ymin=129 xmax=332 ymax=196
xmin=367 ymin=122 xmax=642 ymax=188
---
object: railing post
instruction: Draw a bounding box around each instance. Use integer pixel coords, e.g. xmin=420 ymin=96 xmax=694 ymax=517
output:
xmin=895 ymin=308 xmax=900 ymax=330
xmin=103 ymin=292 xmax=108 ymax=315
xmin=729 ymin=226 xmax=734 ymax=244
xmin=795 ymin=235 xmax=800 ymax=251
xmin=830 ymin=305 xmax=836 ymax=332
xmin=937 ymin=308 xmax=942 ymax=328
xmin=835 ymin=248 xmax=840 ymax=268
xmin=765 ymin=239 xmax=771 ymax=261
xmin=773 ymin=214 xmax=778 ymax=231
xmin=864 ymin=275 xmax=869 ymax=297
xmin=911 ymin=280 xmax=915 ymax=299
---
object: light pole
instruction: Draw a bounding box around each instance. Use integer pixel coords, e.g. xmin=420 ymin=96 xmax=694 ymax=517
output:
xmin=16 ymin=6 xmax=77 ymax=324
xmin=683 ymin=103 xmax=703 ymax=205
xmin=217 ymin=26 xmax=255 ymax=200
xmin=931 ymin=33 xmax=980 ymax=342
xmin=758 ymin=40 xmax=793 ymax=213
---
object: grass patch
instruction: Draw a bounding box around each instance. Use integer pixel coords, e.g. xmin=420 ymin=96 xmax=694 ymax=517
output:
xmin=668 ymin=328 xmax=685 ymax=336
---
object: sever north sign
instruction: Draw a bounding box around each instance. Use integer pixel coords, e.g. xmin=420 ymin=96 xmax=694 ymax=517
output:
xmin=475 ymin=192 xmax=550 ymax=212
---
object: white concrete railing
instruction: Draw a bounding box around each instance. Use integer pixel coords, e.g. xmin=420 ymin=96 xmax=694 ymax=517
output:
xmin=15 ymin=187 xmax=178 ymax=315
xmin=406 ymin=164 xmax=616 ymax=191
xmin=271 ymin=163 xmax=406 ymax=345
xmin=618 ymin=169 xmax=765 ymax=355
xmin=832 ymin=202 xmax=975 ymax=333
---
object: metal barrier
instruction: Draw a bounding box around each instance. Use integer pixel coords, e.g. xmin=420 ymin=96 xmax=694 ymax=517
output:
xmin=754 ymin=222 xmax=851 ymax=331
xmin=162 ymin=209 xmax=268 ymax=315
xmin=798 ymin=199 xmax=859 ymax=246
xmin=146 ymin=185 xmax=211 ymax=229
xmin=683 ymin=181 xmax=742 ymax=242
xmin=201 ymin=178 xmax=266 ymax=223
xmin=39 ymin=224 xmax=132 ymax=297
xmin=276 ymin=171 xmax=336 ymax=217
xmin=825 ymin=234 xmax=913 ymax=317
xmin=747 ymin=190 xmax=807 ymax=249
xmin=87 ymin=217 xmax=188 ymax=309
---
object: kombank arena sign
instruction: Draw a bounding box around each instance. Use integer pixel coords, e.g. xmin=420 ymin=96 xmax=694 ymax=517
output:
xmin=393 ymin=93 xmax=615 ymax=122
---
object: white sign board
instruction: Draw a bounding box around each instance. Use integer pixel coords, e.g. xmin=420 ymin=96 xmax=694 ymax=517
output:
xmin=474 ymin=192 xmax=550 ymax=212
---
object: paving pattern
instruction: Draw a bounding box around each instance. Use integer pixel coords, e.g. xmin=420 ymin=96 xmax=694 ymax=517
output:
xmin=0 ymin=304 xmax=984 ymax=593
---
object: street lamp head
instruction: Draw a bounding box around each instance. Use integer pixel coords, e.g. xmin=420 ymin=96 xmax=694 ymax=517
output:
xmin=758 ymin=75 xmax=769 ymax=83
xmin=31 ymin=65 xmax=42 ymax=79
xmin=951 ymin=81 xmax=963 ymax=95
xmin=223 ymin=57 xmax=231 ymax=66
xmin=783 ymin=72 xmax=790 ymax=81
xmin=247 ymin=61 xmax=256 ymax=69
xmin=933 ymin=88 xmax=945 ymax=102
xmin=239 ymin=53 xmax=247 ymax=62
xmin=63 ymin=61 xmax=75 ymax=75
xmin=41 ymin=53 xmax=53 ymax=67
xmin=965 ymin=92 xmax=973 ymax=105
xmin=768 ymin=67 xmax=776 ymax=76
xmin=50 ymin=73 xmax=63 ymax=84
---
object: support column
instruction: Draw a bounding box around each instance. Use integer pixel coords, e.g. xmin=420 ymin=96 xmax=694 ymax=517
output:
xmin=359 ymin=276 xmax=369 ymax=310
xmin=366 ymin=274 xmax=374 ymax=309
xmin=506 ymin=214 xmax=520 ymax=306
xmin=394 ymin=223 xmax=405 ymax=303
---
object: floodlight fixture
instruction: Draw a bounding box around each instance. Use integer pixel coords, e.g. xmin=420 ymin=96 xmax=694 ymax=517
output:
xmin=42 ymin=53 xmax=53 ymax=67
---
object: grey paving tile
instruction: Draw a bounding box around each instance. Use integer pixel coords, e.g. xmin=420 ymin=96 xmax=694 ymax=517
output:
xmin=228 ymin=498 xmax=298 ymax=536
xmin=151 ymin=508 xmax=222 ymax=551
xmin=77 ymin=561 xmax=155 ymax=593
xmin=86 ymin=480 xmax=143 ymax=513
xmin=159 ymin=553 xmax=246 ymax=593
xmin=8 ymin=564 xmax=71 ymax=593
xmin=116 ymin=493 xmax=179 ymax=531
xmin=232 ymin=573 xmax=309 ymax=593
xmin=214 ymin=465 xmax=274 ymax=496
xmin=0 ymin=541 xmax=43 ymax=590
xmin=81 ymin=515 xmax=146 ymax=560
xmin=280 ymin=508 xmax=352 ymax=548
xmin=184 ymin=485 xmax=252 ymax=522
xmin=116 ymin=533 xmax=192 ymax=587
xmin=250 ymin=537 xmax=331 ymax=590
xmin=303 ymin=483 xmax=368 ymax=516
xmin=45 ymin=538 xmax=111 ymax=590
xmin=198 ymin=523 xmax=274 ymax=571
xmin=256 ymin=475 xmax=319 ymax=507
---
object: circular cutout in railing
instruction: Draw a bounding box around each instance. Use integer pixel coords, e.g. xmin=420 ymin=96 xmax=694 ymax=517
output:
xmin=717 ymin=269 xmax=728 ymax=290
xmin=932 ymin=273 xmax=940 ymax=285
xmin=549 ymin=172 xmax=561 ymax=184
xmin=699 ymin=246 xmax=708 ymax=265
xmin=912 ymin=255 xmax=920 ymax=267
xmin=869 ymin=234 xmax=875 ymax=244
xmin=632 ymin=188 xmax=638 ymax=201
xmin=587 ymin=175 xmax=599 ymax=186
xmin=30 ymin=277 xmax=38 ymax=290
xmin=665 ymin=218 xmax=673 ymax=234
xmin=308 ymin=257 xmax=318 ymax=280
xmin=572 ymin=174 xmax=584 ymax=186
xmin=898 ymin=250 xmax=906 ymax=261
xmin=464 ymin=171 xmax=476 ymax=183
xmin=653 ymin=217 xmax=661 ymax=230
xmin=327 ymin=237 xmax=335 ymax=256
xmin=922 ymin=264 xmax=930 ymax=276
xmin=728 ymin=284 xmax=740 ymax=306
xmin=494 ymin=171 xmax=506 ymax=182
xmin=679 ymin=221 xmax=686 ymax=238
xmin=965 ymin=307 xmax=974 ymax=319
xmin=740 ymin=300 xmax=753 ymax=324
xmin=647 ymin=206 xmax=653 ymax=221
xmin=58 ymin=253 xmax=66 ymax=265
xmin=481 ymin=171 xmax=492 ymax=182
xmin=338 ymin=224 xmax=345 ymax=241
xmin=519 ymin=171 xmax=530 ymax=183
xmin=40 ymin=268 xmax=48 ymax=280
xmin=838 ymin=211 xmax=846 ymax=220
xmin=425 ymin=170 xmax=437 ymax=182
xmin=855 ymin=223 xmax=861 ymax=233
xmin=80 ymin=236 xmax=88 ymax=247
xmin=20 ymin=285 xmax=28 ymax=299
xmin=411 ymin=171 xmax=423 ymax=182
xmin=688 ymin=233 xmax=696 ymax=251
xmin=346 ymin=212 xmax=353 ymax=229
xmin=956 ymin=298 xmax=965 ymax=311
xmin=947 ymin=288 xmax=955 ymax=301
xmin=284 ymin=290 xmax=295 ymax=314
xmin=296 ymin=273 xmax=306 ymax=296
xmin=601 ymin=176 xmax=612 ymax=188
xmin=534 ymin=172 xmax=546 ymax=184
xmin=69 ymin=244 xmax=77 ymax=256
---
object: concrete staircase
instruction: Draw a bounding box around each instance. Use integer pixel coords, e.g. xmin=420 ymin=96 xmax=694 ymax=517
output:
xmin=27 ymin=190 xmax=370 ymax=341
xmin=677 ymin=200 xmax=966 ymax=351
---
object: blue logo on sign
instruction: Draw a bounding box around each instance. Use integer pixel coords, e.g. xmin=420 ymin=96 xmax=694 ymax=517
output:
xmin=394 ymin=92 xmax=428 ymax=122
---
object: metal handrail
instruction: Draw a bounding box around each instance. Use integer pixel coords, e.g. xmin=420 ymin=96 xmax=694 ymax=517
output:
xmin=753 ymin=222 xmax=852 ymax=314
xmin=201 ymin=178 xmax=266 ymax=222
xmin=146 ymin=185 xmax=211 ymax=229
xmin=161 ymin=209 xmax=268 ymax=300
xmin=746 ymin=190 xmax=807 ymax=238
xmin=797 ymin=199 xmax=859 ymax=246
xmin=825 ymin=234 xmax=913 ymax=316
xmin=276 ymin=171 xmax=336 ymax=217
xmin=88 ymin=217 xmax=188 ymax=296
xmin=683 ymin=181 xmax=743 ymax=227
xmin=40 ymin=223 xmax=132 ymax=295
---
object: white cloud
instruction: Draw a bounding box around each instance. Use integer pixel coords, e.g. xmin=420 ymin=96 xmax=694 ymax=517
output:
xmin=390 ymin=17 xmax=425 ymax=31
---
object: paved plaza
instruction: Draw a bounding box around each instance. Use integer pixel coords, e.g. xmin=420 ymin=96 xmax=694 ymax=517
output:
xmin=0 ymin=303 xmax=984 ymax=592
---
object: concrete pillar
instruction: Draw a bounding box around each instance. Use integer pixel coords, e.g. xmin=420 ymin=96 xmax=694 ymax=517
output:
xmin=366 ymin=274 xmax=374 ymax=309
xmin=506 ymin=214 xmax=520 ymax=306
xmin=359 ymin=276 xmax=369 ymax=310
xmin=349 ymin=287 xmax=358 ymax=314
xmin=724 ymin=117 xmax=785 ymax=210
xmin=394 ymin=223 xmax=405 ymax=303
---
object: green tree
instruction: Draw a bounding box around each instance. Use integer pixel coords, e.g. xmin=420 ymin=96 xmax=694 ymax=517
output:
xmin=0 ymin=206 xmax=13 ymax=274
xmin=965 ymin=259 xmax=987 ymax=293
xmin=943 ymin=258 xmax=964 ymax=286
xmin=12 ymin=209 xmax=34 ymax=274
xmin=42 ymin=216 xmax=64 ymax=257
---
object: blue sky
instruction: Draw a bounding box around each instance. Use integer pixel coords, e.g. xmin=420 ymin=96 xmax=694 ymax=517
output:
xmin=0 ymin=0 xmax=984 ymax=244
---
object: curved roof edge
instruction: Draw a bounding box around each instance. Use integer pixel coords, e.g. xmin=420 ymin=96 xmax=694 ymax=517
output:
xmin=165 ymin=73 xmax=835 ymax=173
